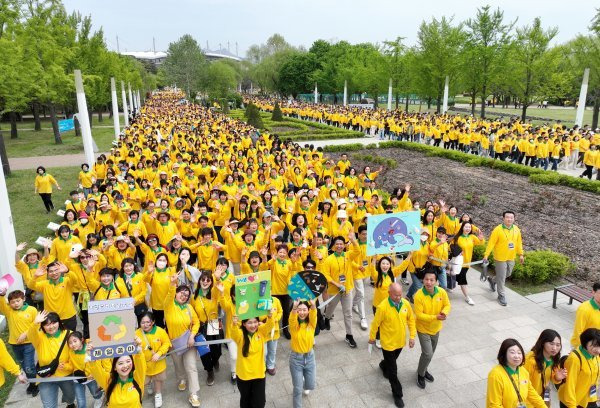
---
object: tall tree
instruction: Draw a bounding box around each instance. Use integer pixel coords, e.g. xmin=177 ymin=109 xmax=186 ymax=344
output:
xmin=162 ymin=34 xmax=206 ymax=98
xmin=465 ymin=5 xmax=515 ymax=117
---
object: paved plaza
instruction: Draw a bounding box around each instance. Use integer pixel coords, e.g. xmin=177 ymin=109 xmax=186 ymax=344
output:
xmin=6 ymin=268 xmax=578 ymax=408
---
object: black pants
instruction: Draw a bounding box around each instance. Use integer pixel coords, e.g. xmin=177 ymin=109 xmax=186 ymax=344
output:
xmin=39 ymin=193 xmax=54 ymax=212
xmin=381 ymin=348 xmax=403 ymax=398
xmin=273 ymin=294 xmax=291 ymax=330
xmin=559 ymin=402 xmax=595 ymax=408
xmin=199 ymin=332 xmax=222 ymax=371
xmin=79 ymin=309 xmax=89 ymax=339
xmin=61 ymin=315 xmax=77 ymax=331
xmin=153 ymin=309 xmax=165 ymax=329
xmin=581 ymin=165 xmax=594 ymax=179
xmin=372 ymin=307 xmax=380 ymax=340
xmin=237 ymin=377 xmax=266 ymax=408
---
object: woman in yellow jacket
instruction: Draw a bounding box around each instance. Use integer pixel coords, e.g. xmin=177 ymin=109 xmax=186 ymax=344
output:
xmin=143 ymin=254 xmax=175 ymax=328
xmin=136 ymin=312 xmax=171 ymax=408
xmin=370 ymin=256 xmax=396 ymax=348
xmin=88 ymin=339 xmax=146 ymax=408
xmin=116 ymin=258 xmax=148 ymax=321
xmin=0 ymin=338 xmax=26 ymax=388
xmin=523 ymin=329 xmax=567 ymax=407
xmin=28 ymin=310 xmax=76 ymax=408
xmin=558 ymin=328 xmax=600 ymax=408
xmin=452 ymin=222 xmax=484 ymax=306
xmin=65 ymin=331 xmax=104 ymax=408
xmin=35 ymin=166 xmax=61 ymax=213
xmin=231 ymin=307 xmax=274 ymax=408
xmin=289 ymin=299 xmax=318 ymax=407
xmin=486 ymin=338 xmax=547 ymax=408
xmin=164 ymin=274 xmax=201 ymax=407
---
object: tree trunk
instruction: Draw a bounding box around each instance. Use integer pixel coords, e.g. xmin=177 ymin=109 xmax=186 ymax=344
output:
xmin=395 ymin=92 xmax=399 ymax=109
xmin=436 ymin=91 xmax=442 ymax=114
xmin=108 ymin=104 xmax=113 ymax=119
xmin=9 ymin=112 xmax=17 ymax=139
xmin=405 ymin=93 xmax=409 ymax=111
xmin=98 ymin=109 xmax=103 ymax=122
xmin=427 ymin=97 xmax=432 ymax=110
xmin=88 ymin=110 xmax=93 ymax=129
xmin=592 ymin=94 xmax=600 ymax=130
xmin=492 ymin=94 xmax=496 ymax=108
xmin=480 ymin=84 xmax=487 ymax=118
xmin=521 ymin=103 xmax=528 ymax=122
xmin=471 ymin=93 xmax=476 ymax=116
xmin=74 ymin=115 xmax=81 ymax=137
xmin=33 ymin=102 xmax=42 ymax=131
xmin=43 ymin=105 xmax=47 ymax=118
xmin=0 ymin=128 xmax=11 ymax=176
xmin=49 ymin=104 xmax=62 ymax=144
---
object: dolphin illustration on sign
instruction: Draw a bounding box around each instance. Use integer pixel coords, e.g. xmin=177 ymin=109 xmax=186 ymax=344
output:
xmin=367 ymin=211 xmax=421 ymax=256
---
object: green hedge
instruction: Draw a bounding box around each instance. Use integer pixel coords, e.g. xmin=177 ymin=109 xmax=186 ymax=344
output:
xmin=323 ymin=144 xmax=364 ymax=152
xmin=512 ymin=250 xmax=575 ymax=284
xmin=352 ymin=153 xmax=397 ymax=169
xmin=331 ymin=140 xmax=600 ymax=195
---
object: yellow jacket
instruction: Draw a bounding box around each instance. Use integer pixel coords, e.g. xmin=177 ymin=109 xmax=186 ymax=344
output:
xmin=486 ymin=365 xmax=546 ymax=408
xmin=259 ymin=296 xmax=282 ymax=341
xmin=0 ymin=338 xmax=21 ymax=387
xmin=230 ymin=316 xmax=274 ymax=381
xmin=320 ymin=244 xmax=360 ymax=295
xmin=268 ymin=258 xmax=294 ymax=296
xmin=523 ymin=351 xmax=559 ymax=398
xmin=0 ymin=298 xmax=36 ymax=345
xmin=558 ymin=347 xmax=600 ymax=408
xmin=115 ymin=273 xmax=147 ymax=306
xmin=35 ymin=174 xmax=58 ymax=194
xmin=27 ymin=325 xmax=71 ymax=377
xmin=369 ymin=297 xmax=416 ymax=351
xmin=89 ymin=352 xmax=146 ymax=408
xmin=144 ymin=267 xmax=176 ymax=310
xmin=289 ymin=309 xmax=317 ymax=354
xmin=136 ymin=326 xmax=171 ymax=376
xmin=30 ymin=274 xmax=83 ymax=319
xmin=484 ymin=224 xmax=523 ymax=262
xmin=164 ymin=285 xmax=200 ymax=340
xmin=571 ymin=298 xmax=600 ymax=347
xmin=413 ymin=286 xmax=451 ymax=335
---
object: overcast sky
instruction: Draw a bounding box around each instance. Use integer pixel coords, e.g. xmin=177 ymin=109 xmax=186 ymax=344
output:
xmin=62 ymin=0 xmax=598 ymax=56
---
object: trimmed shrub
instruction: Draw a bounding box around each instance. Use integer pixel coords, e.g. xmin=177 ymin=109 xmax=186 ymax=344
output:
xmin=245 ymin=103 xmax=264 ymax=129
xmin=272 ymin=102 xmax=283 ymax=121
xmin=512 ymin=250 xmax=575 ymax=284
xmin=324 ymin=144 xmax=364 ymax=152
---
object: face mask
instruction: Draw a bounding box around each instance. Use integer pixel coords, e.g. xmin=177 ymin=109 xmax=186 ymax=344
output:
xmin=156 ymin=260 xmax=167 ymax=269
xmin=348 ymin=193 xmax=355 ymax=198
xmin=80 ymin=219 xmax=88 ymax=225
xmin=331 ymin=193 xmax=338 ymax=199
xmin=420 ymin=234 xmax=428 ymax=242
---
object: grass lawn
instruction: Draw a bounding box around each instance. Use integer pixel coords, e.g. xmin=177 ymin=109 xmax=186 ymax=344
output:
xmin=2 ymin=126 xmax=116 ymax=158
xmin=6 ymin=166 xmax=80 ymax=246
xmin=0 ymin=113 xmax=125 ymax=130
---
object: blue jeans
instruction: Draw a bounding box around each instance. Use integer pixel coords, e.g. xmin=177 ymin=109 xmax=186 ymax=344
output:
xmin=436 ymin=267 xmax=447 ymax=289
xmin=12 ymin=343 xmax=36 ymax=378
xmin=406 ymin=275 xmax=423 ymax=299
xmin=265 ymin=339 xmax=278 ymax=370
xmin=74 ymin=380 xmax=102 ymax=408
xmin=39 ymin=381 xmax=75 ymax=408
xmin=289 ymin=350 xmax=316 ymax=408
xmin=551 ymin=157 xmax=560 ymax=171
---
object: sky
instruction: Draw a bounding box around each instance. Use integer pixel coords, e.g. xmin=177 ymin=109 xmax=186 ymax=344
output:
xmin=62 ymin=0 xmax=598 ymax=56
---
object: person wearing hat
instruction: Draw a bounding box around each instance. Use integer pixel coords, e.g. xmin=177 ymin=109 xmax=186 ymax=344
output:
xmin=428 ymin=227 xmax=449 ymax=290
xmin=75 ymin=211 xmax=95 ymax=242
xmin=222 ymin=218 xmax=243 ymax=274
xmin=87 ymin=267 xmax=123 ymax=301
xmin=94 ymin=201 xmax=119 ymax=233
xmin=15 ymin=242 xmax=47 ymax=310
xmin=152 ymin=211 xmax=180 ymax=247
xmin=105 ymin=235 xmax=137 ymax=269
xmin=330 ymin=209 xmax=353 ymax=239
xmin=134 ymin=232 xmax=165 ymax=267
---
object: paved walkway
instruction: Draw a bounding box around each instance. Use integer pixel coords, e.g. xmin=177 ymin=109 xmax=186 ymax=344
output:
xmin=6 ymin=271 xmax=578 ymax=408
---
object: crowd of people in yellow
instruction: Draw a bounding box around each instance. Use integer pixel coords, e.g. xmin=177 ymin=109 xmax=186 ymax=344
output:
xmin=0 ymin=90 xmax=598 ymax=408
xmin=249 ymin=97 xmax=600 ymax=179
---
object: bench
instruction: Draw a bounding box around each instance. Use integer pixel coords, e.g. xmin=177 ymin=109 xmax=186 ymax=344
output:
xmin=552 ymin=284 xmax=592 ymax=309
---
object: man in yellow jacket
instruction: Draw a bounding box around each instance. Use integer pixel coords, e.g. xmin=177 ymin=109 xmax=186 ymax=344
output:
xmin=570 ymin=282 xmax=600 ymax=347
xmin=369 ymin=283 xmax=416 ymax=408
xmin=483 ymin=211 xmax=524 ymax=306
xmin=413 ymin=268 xmax=451 ymax=389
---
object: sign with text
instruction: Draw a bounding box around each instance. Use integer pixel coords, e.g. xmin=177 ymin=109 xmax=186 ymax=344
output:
xmin=366 ymin=211 xmax=421 ymax=256
xmin=234 ymin=271 xmax=271 ymax=320
xmin=89 ymin=297 xmax=136 ymax=361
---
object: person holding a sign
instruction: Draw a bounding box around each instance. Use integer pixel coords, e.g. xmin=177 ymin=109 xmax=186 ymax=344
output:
xmin=35 ymin=166 xmax=61 ymax=213
xmin=322 ymin=234 xmax=360 ymax=348
xmin=486 ymin=338 xmax=547 ymax=408
xmin=27 ymin=310 xmax=76 ymax=408
xmin=483 ymin=211 xmax=525 ymax=307
xmin=231 ymin=307 xmax=275 ymax=408
xmin=368 ymin=283 xmax=416 ymax=408
xmin=289 ymin=298 xmax=318 ymax=407
xmin=268 ymin=244 xmax=295 ymax=340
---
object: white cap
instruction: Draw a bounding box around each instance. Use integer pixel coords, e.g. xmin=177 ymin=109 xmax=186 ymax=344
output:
xmin=262 ymin=211 xmax=272 ymax=218
xmin=115 ymin=235 xmax=127 ymax=242
xmin=210 ymin=166 xmax=217 ymax=171
xmin=337 ymin=210 xmax=347 ymax=219
xmin=337 ymin=198 xmax=347 ymax=206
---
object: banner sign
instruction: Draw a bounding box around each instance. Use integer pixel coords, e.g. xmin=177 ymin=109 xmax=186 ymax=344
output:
xmin=234 ymin=271 xmax=271 ymax=320
xmin=58 ymin=119 xmax=75 ymax=133
xmin=366 ymin=211 xmax=421 ymax=256
xmin=288 ymin=271 xmax=327 ymax=300
xmin=89 ymin=297 xmax=136 ymax=361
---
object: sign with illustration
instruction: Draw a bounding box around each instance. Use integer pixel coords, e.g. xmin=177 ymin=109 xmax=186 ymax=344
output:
xmin=366 ymin=211 xmax=420 ymax=256
xmin=88 ymin=297 xmax=136 ymax=361
xmin=234 ymin=271 xmax=272 ymax=320
xmin=287 ymin=271 xmax=328 ymax=300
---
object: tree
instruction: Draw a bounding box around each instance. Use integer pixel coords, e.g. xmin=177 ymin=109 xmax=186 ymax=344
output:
xmin=510 ymin=18 xmax=559 ymax=120
xmin=277 ymin=52 xmax=318 ymax=97
xmin=382 ymin=37 xmax=409 ymax=109
xmin=566 ymin=34 xmax=600 ymax=128
xmin=162 ymin=34 xmax=206 ymax=98
xmin=272 ymin=102 xmax=283 ymax=121
xmin=201 ymin=60 xmax=238 ymax=101
xmin=245 ymin=103 xmax=264 ymax=129
xmin=465 ymin=5 xmax=515 ymax=117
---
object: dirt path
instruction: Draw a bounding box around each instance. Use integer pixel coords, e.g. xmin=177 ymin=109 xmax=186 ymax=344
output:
xmin=333 ymin=148 xmax=600 ymax=284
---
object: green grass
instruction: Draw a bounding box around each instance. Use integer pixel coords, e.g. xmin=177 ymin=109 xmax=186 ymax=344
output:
xmin=2 ymin=126 xmax=117 ymax=158
xmin=7 ymin=166 xmax=80 ymax=246
xmin=0 ymin=113 xmax=125 ymax=130
xmin=230 ymin=109 xmax=364 ymax=141
xmin=506 ymin=280 xmax=557 ymax=296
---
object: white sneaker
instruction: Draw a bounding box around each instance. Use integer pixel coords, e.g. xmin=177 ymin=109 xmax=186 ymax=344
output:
xmin=375 ymin=339 xmax=382 ymax=349
xmin=303 ymin=390 xmax=311 ymax=396
xmin=188 ymin=394 xmax=200 ymax=407
xmin=146 ymin=380 xmax=154 ymax=395
xmin=352 ymin=305 xmax=359 ymax=314
xmin=465 ymin=297 xmax=475 ymax=306
xmin=154 ymin=393 xmax=163 ymax=408
xmin=360 ymin=318 xmax=368 ymax=330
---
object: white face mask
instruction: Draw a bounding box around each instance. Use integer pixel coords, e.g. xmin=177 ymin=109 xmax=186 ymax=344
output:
xmin=348 ymin=193 xmax=355 ymax=198
xmin=420 ymin=234 xmax=428 ymax=242
xmin=156 ymin=260 xmax=168 ymax=269
xmin=80 ymin=219 xmax=88 ymax=225
xmin=331 ymin=193 xmax=338 ymax=199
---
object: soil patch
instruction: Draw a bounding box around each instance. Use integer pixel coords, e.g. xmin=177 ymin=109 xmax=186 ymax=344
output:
xmin=271 ymin=126 xmax=298 ymax=133
xmin=332 ymin=148 xmax=600 ymax=286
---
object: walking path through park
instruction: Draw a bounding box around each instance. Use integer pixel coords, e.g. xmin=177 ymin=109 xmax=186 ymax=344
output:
xmin=7 ymin=136 xmax=585 ymax=179
xmin=5 ymin=273 xmax=578 ymax=408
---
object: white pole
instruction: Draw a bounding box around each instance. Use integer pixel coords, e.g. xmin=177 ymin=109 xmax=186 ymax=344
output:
xmin=110 ymin=78 xmax=120 ymax=140
xmin=128 ymin=83 xmax=134 ymax=113
xmin=250 ymin=81 xmax=253 ymax=94
xmin=137 ymin=90 xmax=142 ymax=109
xmin=387 ymin=78 xmax=393 ymax=111
xmin=575 ymin=68 xmax=590 ymax=128
xmin=121 ymin=81 xmax=129 ymax=127
xmin=314 ymin=83 xmax=318 ymax=104
xmin=343 ymin=80 xmax=348 ymax=107
xmin=442 ymin=76 xmax=449 ymax=114
xmin=74 ymin=70 xmax=95 ymax=168
xmin=0 ymin=152 xmax=23 ymax=297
